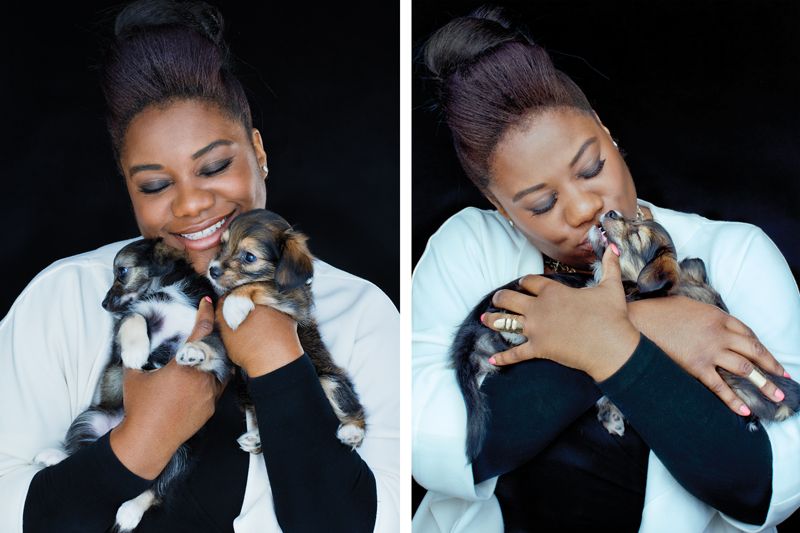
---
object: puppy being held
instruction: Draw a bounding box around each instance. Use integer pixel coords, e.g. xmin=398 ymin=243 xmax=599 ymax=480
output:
xmin=453 ymin=209 xmax=800 ymax=461
xmin=34 ymin=238 xmax=233 ymax=532
xmin=208 ymin=208 xmax=367 ymax=449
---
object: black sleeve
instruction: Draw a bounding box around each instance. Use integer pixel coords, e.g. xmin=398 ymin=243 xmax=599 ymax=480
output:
xmin=472 ymin=358 xmax=603 ymax=483
xmin=598 ymin=334 xmax=772 ymax=526
xmin=23 ymin=431 xmax=152 ymax=533
xmin=247 ymin=354 xmax=377 ymax=533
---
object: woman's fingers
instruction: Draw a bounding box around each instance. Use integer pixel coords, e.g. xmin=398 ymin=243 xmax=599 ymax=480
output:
xmin=725 ymin=318 xmax=786 ymax=377
xmin=700 ymin=370 xmax=755 ymax=417
xmin=482 ymin=311 xmax=525 ymax=334
xmin=488 ymin=343 xmax=535 ymax=367
xmin=188 ymin=296 xmax=215 ymax=342
xmin=717 ymin=352 xmax=786 ymax=403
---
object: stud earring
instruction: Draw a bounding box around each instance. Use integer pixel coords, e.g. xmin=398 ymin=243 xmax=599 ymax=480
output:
xmin=262 ymin=164 xmax=269 ymax=178
xmin=508 ymin=219 xmax=515 ymax=228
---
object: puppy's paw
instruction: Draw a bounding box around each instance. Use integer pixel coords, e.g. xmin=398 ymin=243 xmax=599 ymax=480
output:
xmin=336 ymin=423 xmax=365 ymax=449
xmin=237 ymin=429 xmax=262 ymax=454
xmin=176 ymin=341 xmax=206 ymax=367
xmin=119 ymin=315 xmax=150 ymax=369
xmin=34 ymin=448 xmax=68 ymax=466
xmin=115 ymin=500 xmax=145 ymax=532
xmin=596 ymin=397 xmax=626 ymax=437
xmin=223 ymin=295 xmax=255 ymax=330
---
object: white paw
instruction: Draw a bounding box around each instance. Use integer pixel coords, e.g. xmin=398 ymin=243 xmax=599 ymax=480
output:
xmin=115 ymin=499 xmax=146 ymax=531
xmin=176 ymin=341 xmax=206 ymax=367
xmin=223 ymin=295 xmax=255 ymax=330
xmin=237 ymin=429 xmax=262 ymax=454
xmin=603 ymin=417 xmax=626 ymax=437
xmin=336 ymin=424 xmax=365 ymax=449
xmin=34 ymin=448 xmax=68 ymax=466
xmin=119 ymin=315 xmax=150 ymax=369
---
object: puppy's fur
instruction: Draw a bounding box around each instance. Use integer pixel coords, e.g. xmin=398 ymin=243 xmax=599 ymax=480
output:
xmin=208 ymin=209 xmax=367 ymax=448
xmin=453 ymin=210 xmax=800 ymax=461
xmin=34 ymin=239 xmax=233 ymax=532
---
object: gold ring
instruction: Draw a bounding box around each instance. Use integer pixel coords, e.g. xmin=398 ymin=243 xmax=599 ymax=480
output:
xmin=493 ymin=316 xmax=523 ymax=334
xmin=746 ymin=368 xmax=768 ymax=389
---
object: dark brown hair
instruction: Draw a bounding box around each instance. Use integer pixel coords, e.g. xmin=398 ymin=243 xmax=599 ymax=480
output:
xmin=100 ymin=0 xmax=252 ymax=164
xmin=422 ymin=6 xmax=593 ymax=190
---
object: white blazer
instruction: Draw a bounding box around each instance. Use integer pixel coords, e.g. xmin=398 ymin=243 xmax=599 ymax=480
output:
xmin=412 ymin=201 xmax=800 ymax=532
xmin=0 ymin=238 xmax=400 ymax=532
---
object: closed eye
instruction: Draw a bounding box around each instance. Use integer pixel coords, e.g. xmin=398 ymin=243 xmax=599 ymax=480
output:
xmin=200 ymin=158 xmax=233 ymax=176
xmin=578 ymin=158 xmax=605 ymax=179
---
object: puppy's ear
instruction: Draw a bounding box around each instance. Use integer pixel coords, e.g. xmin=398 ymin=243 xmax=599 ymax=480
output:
xmin=275 ymin=230 xmax=314 ymax=292
xmin=636 ymin=251 xmax=679 ymax=296
xmin=678 ymin=258 xmax=709 ymax=284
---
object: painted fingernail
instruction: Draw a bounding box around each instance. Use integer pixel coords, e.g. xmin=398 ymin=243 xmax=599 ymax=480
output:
xmin=480 ymin=313 xmax=486 ymax=323
xmin=488 ymin=357 xmax=497 ymax=365
xmin=203 ymin=296 xmax=212 ymax=303
xmin=785 ymin=371 xmax=792 ymax=379
xmin=609 ymin=243 xmax=620 ymax=256
xmin=775 ymin=389 xmax=785 ymax=402
xmin=739 ymin=405 xmax=751 ymax=416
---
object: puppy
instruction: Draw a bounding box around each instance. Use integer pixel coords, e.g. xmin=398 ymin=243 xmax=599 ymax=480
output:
xmin=34 ymin=238 xmax=233 ymax=532
xmin=453 ymin=210 xmax=800 ymax=461
xmin=207 ymin=209 xmax=367 ymax=449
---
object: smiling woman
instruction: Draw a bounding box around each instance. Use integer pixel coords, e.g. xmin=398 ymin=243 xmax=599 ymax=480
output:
xmin=0 ymin=1 xmax=398 ymax=532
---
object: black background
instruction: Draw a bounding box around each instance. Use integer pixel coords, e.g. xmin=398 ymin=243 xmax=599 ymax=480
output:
xmin=1 ymin=1 xmax=399 ymax=318
xmin=413 ymin=1 xmax=800 ymax=528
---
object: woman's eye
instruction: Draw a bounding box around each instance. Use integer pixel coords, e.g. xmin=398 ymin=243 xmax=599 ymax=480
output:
xmin=201 ymin=158 xmax=233 ymax=176
xmin=530 ymin=192 xmax=558 ymax=216
xmin=578 ymin=158 xmax=605 ymax=179
xmin=139 ymin=181 xmax=170 ymax=194
xmin=242 ymin=252 xmax=257 ymax=263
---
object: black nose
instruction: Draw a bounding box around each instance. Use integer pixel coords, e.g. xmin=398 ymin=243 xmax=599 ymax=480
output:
xmin=209 ymin=266 xmax=223 ymax=279
xmin=101 ymin=295 xmax=110 ymax=310
xmin=605 ymin=210 xmax=620 ymax=220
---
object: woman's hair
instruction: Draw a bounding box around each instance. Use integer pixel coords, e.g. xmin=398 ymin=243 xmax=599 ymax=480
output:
xmin=422 ymin=6 xmax=593 ymax=190
xmin=100 ymin=0 xmax=252 ymax=163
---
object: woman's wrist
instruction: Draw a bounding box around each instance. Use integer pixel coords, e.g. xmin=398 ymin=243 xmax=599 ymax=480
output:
xmin=109 ymin=419 xmax=177 ymax=480
xmin=585 ymin=321 xmax=641 ymax=382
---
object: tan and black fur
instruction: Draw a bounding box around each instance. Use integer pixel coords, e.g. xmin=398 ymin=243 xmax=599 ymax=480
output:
xmin=208 ymin=209 xmax=367 ymax=449
xmin=453 ymin=210 xmax=800 ymax=461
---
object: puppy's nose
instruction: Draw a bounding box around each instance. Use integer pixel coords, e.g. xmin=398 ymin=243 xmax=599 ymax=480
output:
xmin=209 ymin=266 xmax=223 ymax=279
xmin=101 ymin=295 xmax=110 ymax=310
xmin=605 ymin=210 xmax=621 ymax=220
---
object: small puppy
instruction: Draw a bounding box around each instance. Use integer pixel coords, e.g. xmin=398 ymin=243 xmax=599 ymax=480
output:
xmin=34 ymin=238 xmax=232 ymax=532
xmin=453 ymin=210 xmax=800 ymax=461
xmin=208 ymin=209 xmax=367 ymax=449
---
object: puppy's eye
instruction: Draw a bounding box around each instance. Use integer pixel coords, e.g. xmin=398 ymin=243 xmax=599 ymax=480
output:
xmin=241 ymin=252 xmax=257 ymax=264
xmin=116 ymin=266 xmax=129 ymax=279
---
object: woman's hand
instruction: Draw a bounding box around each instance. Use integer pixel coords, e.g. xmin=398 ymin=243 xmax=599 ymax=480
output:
xmin=216 ymin=296 xmax=303 ymax=378
xmin=628 ymin=296 xmax=788 ymax=416
xmin=110 ymin=297 xmax=224 ymax=480
xmin=484 ymin=247 xmax=641 ymax=381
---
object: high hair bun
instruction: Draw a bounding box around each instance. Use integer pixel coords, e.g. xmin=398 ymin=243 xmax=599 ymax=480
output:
xmin=114 ymin=0 xmax=224 ymax=47
xmin=423 ymin=5 xmax=531 ymax=80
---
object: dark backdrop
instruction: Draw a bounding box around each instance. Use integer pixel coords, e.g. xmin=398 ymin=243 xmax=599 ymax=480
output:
xmin=413 ymin=1 xmax=800 ymax=528
xmin=1 ymin=1 xmax=399 ymax=318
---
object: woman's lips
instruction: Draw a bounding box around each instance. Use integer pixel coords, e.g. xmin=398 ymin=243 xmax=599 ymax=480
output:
xmin=171 ymin=210 xmax=236 ymax=251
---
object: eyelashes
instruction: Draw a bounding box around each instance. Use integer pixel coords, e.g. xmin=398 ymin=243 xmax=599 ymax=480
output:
xmin=137 ymin=158 xmax=234 ymax=195
xmin=528 ymin=158 xmax=606 ymax=216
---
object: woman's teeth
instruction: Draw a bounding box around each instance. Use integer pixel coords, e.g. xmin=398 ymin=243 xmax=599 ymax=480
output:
xmin=180 ymin=217 xmax=226 ymax=240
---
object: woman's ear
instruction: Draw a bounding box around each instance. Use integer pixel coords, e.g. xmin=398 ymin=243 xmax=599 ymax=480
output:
xmin=251 ymin=128 xmax=268 ymax=173
xmin=592 ymin=110 xmax=612 ymax=137
xmin=483 ymin=189 xmax=511 ymax=220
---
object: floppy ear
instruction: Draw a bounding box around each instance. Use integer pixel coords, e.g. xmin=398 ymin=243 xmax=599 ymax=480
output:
xmin=275 ymin=230 xmax=314 ymax=292
xmin=636 ymin=251 xmax=679 ymax=297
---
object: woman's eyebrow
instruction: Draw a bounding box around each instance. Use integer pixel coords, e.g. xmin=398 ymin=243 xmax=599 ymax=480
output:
xmin=569 ymin=137 xmax=597 ymax=167
xmin=192 ymin=139 xmax=234 ymax=160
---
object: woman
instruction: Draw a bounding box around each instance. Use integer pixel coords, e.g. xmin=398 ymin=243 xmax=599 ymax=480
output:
xmin=412 ymin=6 xmax=800 ymax=532
xmin=0 ymin=1 xmax=398 ymax=532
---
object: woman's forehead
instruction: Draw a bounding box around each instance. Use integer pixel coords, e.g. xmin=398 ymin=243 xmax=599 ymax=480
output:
xmin=491 ymin=109 xmax=601 ymax=188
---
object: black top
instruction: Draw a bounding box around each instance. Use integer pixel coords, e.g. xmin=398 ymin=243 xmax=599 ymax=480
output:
xmin=23 ymin=354 xmax=377 ymax=533
xmin=473 ymin=335 xmax=773 ymax=530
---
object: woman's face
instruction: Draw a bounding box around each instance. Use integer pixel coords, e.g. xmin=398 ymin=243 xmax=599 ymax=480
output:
xmin=120 ymin=99 xmax=267 ymax=273
xmin=486 ymin=109 xmax=638 ymax=268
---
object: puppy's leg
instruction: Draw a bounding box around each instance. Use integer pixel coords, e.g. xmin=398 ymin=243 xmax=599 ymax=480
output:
xmin=118 ymin=313 xmax=150 ymax=369
xmin=222 ymin=288 xmax=256 ymax=330
xmin=237 ymin=406 xmax=262 ymax=454
xmin=320 ymin=375 xmax=367 ymax=449
xmin=176 ymin=333 xmax=232 ymax=382
xmin=115 ymin=489 xmax=157 ymax=532
xmin=596 ymin=396 xmax=626 ymax=437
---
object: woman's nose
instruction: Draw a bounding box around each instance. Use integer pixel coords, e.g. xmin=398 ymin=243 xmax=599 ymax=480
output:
xmin=171 ymin=180 xmax=215 ymax=219
xmin=563 ymin=185 xmax=603 ymax=228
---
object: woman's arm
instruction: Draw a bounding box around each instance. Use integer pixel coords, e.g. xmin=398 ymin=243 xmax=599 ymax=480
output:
xmin=219 ymin=282 xmax=398 ymax=533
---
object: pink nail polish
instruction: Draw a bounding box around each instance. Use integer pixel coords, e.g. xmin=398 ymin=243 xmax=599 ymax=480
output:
xmin=775 ymin=389 xmax=785 ymax=402
xmin=785 ymin=371 xmax=792 ymax=379
xmin=480 ymin=313 xmax=486 ymax=323
xmin=488 ymin=357 xmax=497 ymax=365
xmin=203 ymin=296 xmax=212 ymax=303
xmin=739 ymin=405 xmax=751 ymax=416
xmin=610 ymin=243 xmax=620 ymax=256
